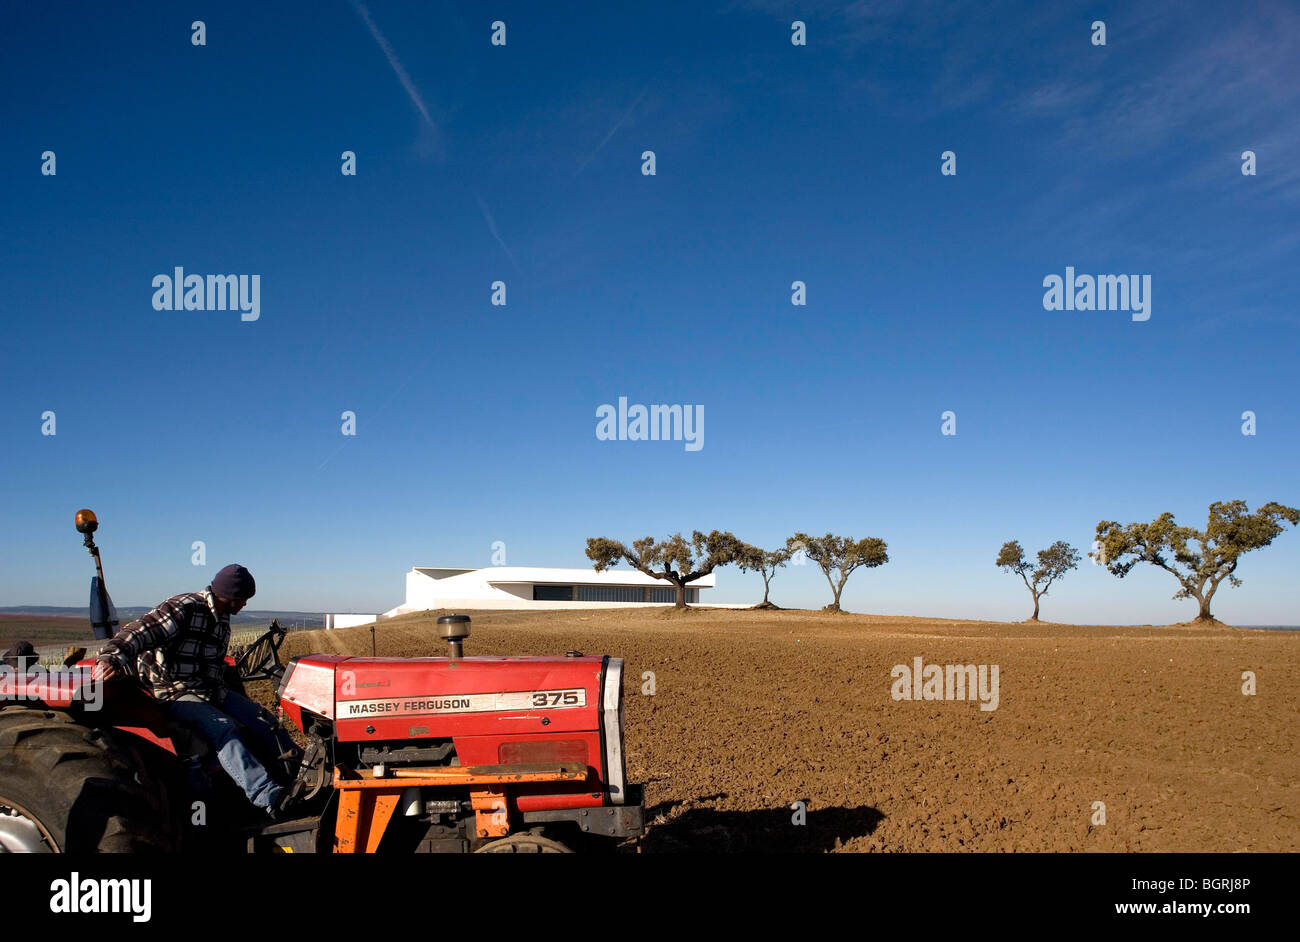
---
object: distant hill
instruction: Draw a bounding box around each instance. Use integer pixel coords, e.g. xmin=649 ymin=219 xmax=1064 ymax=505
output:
xmin=0 ymin=606 xmax=325 ymax=629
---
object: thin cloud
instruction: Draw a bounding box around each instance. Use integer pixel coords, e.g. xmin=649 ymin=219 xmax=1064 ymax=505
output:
xmin=575 ymin=83 xmax=651 ymax=175
xmin=473 ymin=190 xmax=522 ymax=274
xmin=350 ymin=1 xmax=437 ymax=131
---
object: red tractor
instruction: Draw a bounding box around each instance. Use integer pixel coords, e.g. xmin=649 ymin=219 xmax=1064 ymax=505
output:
xmin=0 ymin=514 xmax=644 ymax=853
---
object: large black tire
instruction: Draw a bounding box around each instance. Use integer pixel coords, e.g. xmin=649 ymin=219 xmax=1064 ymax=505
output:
xmin=474 ymin=832 xmax=573 ymax=853
xmin=0 ymin=706 xmax=176 ymax=853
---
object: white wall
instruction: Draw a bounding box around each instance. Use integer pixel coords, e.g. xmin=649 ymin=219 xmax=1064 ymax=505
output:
xmin=383 ymin=599 xmax=751 ymax=616
xmin=381 ymin=566 xmax=731 ymax=617
xmin=325 ymin=613 xmax=379 ymax=630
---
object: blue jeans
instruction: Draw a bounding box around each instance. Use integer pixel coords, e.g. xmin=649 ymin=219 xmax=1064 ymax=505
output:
xmin=170 ymin=690 xmax=290 ymax=811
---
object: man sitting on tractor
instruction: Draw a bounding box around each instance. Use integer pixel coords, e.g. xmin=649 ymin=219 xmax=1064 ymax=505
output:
xmin=92 ymin=564 xmax=299 ymax=818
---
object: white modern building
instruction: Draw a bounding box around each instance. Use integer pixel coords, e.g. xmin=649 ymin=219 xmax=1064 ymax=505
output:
xmin=381 ymin=566 xmax=724 ymax=617
xmin=324 ymin=613 xmax=379 ymax=630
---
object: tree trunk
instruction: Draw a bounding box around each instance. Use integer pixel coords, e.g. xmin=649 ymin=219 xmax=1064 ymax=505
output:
xmin=828 ymin=584 xmax=843 ymax=612
xmin=819 ymin=569 xmax=838 ymax=611
xmin=761 ymin=573 xmax=771 ymax=605
xmin=1182 ymin=579 xmax=1217 ymax=622
xmin=1030 ymin=594 xmax=1040 ymax=621
xmin=675 ymin=581 xmax=687 ymax=609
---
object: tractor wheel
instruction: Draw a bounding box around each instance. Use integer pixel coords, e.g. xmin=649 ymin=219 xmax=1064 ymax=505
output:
xmin=0 ymin=706 xmax=175 ymax=853
xmin=474 ymin=832 xmax=574 ymax=853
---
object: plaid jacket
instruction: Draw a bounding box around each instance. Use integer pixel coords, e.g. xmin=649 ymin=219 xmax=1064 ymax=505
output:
xmin=96 ymin=588 xmax=231 ymax=703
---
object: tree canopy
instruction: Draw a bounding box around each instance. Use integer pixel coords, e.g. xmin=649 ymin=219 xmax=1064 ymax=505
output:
xmin=1092 ymin=500 xmax=1299 ymax=622
xmin=996 ymin=539 xmax=1080 ymax=621
xmin=736 ymin=542 xmax=792 ymax=607
xmin=788 ymin=532 xmax=888 ymax=612
xmin=585 ymin=530 xmax=745 ymax=608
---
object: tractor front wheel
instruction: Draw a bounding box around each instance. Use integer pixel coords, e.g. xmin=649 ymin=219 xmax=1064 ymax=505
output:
xmin=0 ymin=706 xmax=175 ymax=853
xmin=474 ymin=832 xmax=573 ymax=853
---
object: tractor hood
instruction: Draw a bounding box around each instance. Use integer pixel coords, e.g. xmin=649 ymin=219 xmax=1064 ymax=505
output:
xmin=277 ymin=652 xmax=630 ymax=807
xmin=278 ymin=653 xmax=612 ymax=740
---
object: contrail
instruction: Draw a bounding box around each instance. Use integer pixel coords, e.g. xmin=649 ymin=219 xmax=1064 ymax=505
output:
xmin=318 ymin=371 xmax=416 ymax=471
xmin=473 ymin=190 xmax=522 ymax=274
xmin=350 ymin=0 xmax=436 ymax=130
xmin=575 ymin=83 xmax=651 ymax=175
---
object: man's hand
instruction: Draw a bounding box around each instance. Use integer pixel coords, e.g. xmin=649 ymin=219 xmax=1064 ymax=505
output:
xmin=92 ymin=659 xmax=118 ymax=681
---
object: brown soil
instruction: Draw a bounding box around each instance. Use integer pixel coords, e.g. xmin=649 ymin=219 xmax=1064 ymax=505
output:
xmin=272 ymin=608 xmax=1300 ymax=852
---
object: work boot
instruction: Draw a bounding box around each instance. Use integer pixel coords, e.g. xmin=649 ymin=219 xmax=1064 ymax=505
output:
xmin=267 ymin=789 xmax=300 ymax=822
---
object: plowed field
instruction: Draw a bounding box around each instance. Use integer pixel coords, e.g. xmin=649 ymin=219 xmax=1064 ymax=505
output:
xmin=268 ymin=608 xmax=1300 ymax=852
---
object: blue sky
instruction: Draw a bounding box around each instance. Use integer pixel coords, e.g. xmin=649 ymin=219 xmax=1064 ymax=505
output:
xmin=1 ymin=1 xmax=1297 ymax=624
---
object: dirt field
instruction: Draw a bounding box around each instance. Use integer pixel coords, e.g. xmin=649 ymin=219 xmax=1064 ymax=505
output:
xmin=273 ymin=608 xmax=1300 ymax=852
xmin=0 ymin=614 xmax=95 ymax=647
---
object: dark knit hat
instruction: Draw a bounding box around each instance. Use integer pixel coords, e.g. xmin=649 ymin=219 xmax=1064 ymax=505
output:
xmin=211 ymin=564 xmax=256 ymax=601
